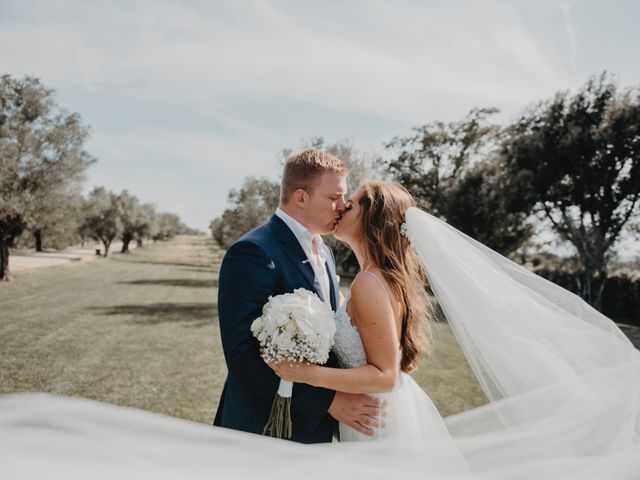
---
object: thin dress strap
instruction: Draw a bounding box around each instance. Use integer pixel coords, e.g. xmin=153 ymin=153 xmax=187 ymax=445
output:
xmin=359 ymin=270 xmax=392 ymax=305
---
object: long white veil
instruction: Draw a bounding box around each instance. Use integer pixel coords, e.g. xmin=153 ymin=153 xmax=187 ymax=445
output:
xmin=1 ymin=207 xmax=638 ymax=479
xmin=406 ymin=206 xmax=640 ymax=475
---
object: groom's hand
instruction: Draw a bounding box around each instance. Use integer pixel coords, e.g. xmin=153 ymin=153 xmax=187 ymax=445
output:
xmin=328 ymin=391 xmax=388 ymax=436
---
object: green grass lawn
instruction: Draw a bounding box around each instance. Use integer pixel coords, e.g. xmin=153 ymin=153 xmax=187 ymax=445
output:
xmin=1 ymin=236 xmax=225 ymax=423
xmin=24 ymin=234 xmax=638 ymax=422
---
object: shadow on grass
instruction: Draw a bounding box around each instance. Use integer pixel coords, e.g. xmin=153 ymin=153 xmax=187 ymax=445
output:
xmin=120 ymin=278 xmax=218 ymax=288
xmin=90 ymin=302 xmax=217 ymax=327
xmin=113 ymin=258 xmax=219 ymax=269
xmin=178 ymin=267 xmax=218 ymax=274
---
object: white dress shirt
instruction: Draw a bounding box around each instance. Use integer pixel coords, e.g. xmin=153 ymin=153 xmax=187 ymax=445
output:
xmin=275 ymin=207 xmax=332 ymax=303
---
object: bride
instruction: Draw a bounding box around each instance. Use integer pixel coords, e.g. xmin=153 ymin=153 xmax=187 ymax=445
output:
xmin=268 ymin=180 xmax=640 ymax=471
xmin=2 ymin=181 xmax=639 ymax=479
xmin=268 ymin=181 xmax=455 ymax=443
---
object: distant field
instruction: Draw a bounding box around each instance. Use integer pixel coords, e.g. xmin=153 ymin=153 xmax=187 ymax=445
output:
xmin=0 ymin=236 xmax=225 ymax=423
xmin=2 ymin=235 xmax=635 ymax=424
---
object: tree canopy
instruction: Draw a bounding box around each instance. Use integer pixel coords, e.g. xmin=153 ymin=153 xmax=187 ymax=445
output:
xmin=0 ymin=75 xmax=94 ymax=278
xmin=501 ymin=73 xmax=640 ymax=307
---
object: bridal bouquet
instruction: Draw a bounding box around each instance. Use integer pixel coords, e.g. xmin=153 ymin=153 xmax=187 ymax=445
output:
xmin=251 ymin=288 xmax=336 ymax=439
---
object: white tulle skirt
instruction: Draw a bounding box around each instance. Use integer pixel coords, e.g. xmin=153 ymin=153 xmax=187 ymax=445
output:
xmin=339 ymin=372 xmax=472 ymax=474
xmin=340 ymin=372 xmax=455 ymax=443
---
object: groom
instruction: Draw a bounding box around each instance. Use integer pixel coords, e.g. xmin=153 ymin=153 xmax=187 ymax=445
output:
xmin=214 ymin=148 xmax=384 ymax=443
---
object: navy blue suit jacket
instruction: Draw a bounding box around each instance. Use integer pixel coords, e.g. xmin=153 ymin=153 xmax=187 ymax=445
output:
xmin=213 ymin=214 xmax=340 ymax=443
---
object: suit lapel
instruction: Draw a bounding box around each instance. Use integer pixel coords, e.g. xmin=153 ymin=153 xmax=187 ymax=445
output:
xmin=325 ymin=260 xmax=338 ymax=311
xmin=268 ymin=215 xmax=318 ymax=294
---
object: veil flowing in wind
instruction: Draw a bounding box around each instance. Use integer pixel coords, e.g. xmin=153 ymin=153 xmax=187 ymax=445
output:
xmin=1 ymin=207 xmax=639 ymax=479
xmin=406 ymin=206 xmax=640 ymax=476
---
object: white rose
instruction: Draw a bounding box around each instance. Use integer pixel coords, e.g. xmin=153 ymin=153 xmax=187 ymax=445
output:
xmin=284 ymin=320 xmax=298 ymax=336
xmin=274 ymin=312 xmax=290 ymax=327
xmin=276 ymin=332 xmax=293 ymax=351
xmin=250 ymin=318 xmax=263 ymax=335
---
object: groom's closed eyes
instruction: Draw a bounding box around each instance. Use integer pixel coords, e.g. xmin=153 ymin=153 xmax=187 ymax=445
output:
xmin=328 ymin=194 xmax=348 ymax=207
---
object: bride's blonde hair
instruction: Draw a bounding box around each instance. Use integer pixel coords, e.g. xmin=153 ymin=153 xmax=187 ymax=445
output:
xmin=357 ymin=181 xmax=435 ymax=372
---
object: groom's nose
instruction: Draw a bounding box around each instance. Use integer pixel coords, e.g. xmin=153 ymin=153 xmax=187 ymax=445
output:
xmin=335 ymin=196 xmax=347 ymax=212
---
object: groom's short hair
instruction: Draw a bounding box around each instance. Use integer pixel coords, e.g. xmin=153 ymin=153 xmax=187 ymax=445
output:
xmin=280 ymin=148 xmax=348 ymax=204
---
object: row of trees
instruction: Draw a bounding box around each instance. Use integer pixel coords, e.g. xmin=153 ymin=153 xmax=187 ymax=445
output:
xmin=210 ymin=73 xmax=640 ymax=311
xmin=0 ymin=74 xmax=187 ymax=280
xmin=77 ymin=187 xmax=185 ymax=257
xmin=0 ymin=75 xmax=93 ymax=280
xmin=391 ymin=73 xmax=639 ymax=309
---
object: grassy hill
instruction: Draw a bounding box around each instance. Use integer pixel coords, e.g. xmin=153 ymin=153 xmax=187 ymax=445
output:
xmin=19 ymin=234 xmax=640 ymax=423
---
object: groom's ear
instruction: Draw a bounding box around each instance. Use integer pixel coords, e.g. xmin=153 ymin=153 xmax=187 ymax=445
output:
xmin=291 ymin=189 xmax=308 ymax=208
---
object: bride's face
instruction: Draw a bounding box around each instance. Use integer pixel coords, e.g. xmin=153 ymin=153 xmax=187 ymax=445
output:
xmin=334 ymin=188 xmax=364 ymax=244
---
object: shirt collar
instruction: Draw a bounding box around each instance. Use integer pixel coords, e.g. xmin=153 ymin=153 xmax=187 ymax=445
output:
xmin=275 ymin=207 xmax=327 ymax=261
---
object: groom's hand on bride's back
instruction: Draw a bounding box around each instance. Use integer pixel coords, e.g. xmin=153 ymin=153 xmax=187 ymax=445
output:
xmin=328 ymin=392 xmax=388 ymax=436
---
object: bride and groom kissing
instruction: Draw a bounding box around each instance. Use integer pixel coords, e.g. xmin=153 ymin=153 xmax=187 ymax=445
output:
xmin=213 ymin=148 xmax=438 ymax=443
xmin=212 ymin=146 xmax=640 ymax=471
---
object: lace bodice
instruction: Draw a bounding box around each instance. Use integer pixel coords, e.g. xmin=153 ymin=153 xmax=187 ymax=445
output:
xmin=332 ymin=291 xmax=367 ymax=368
xmin=332 ymin=271 xmax=395 ymax=368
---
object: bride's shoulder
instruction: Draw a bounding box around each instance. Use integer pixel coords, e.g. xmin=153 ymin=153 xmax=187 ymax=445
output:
xmin=349 ymin=270 xmax=392 ymax=311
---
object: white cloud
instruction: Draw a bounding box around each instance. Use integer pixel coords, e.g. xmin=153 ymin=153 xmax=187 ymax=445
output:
xmin=0 ymin=0 xmax=638 ymax=229
xmin=0 ymin=0 xmax=573 ymax=122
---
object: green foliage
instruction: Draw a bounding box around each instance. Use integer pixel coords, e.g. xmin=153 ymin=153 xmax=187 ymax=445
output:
xmin=501 ymin=72 xmax=640 ymax=308
xmin=385 ymin=108 xmax=533 ymax=256
xmin=386 ymin=107 xmax=499 ymax=214
xmin=17 ymin=192 xmax=86 ymax=250
xmin=134 ymin=203 xmax=159 ymax=246
xmin=210 ymin=176 xmax=281 ymax=249
xmin=80 ymin=187 xmax=184 ymax=256
xmin=602 ymin=270 xmax=640 ymax=326
xmin=116 ymin=190 xmax=152 ymax=253
xmin=153 ymin=212 xmax=185 ymax=241
xmin=444 ymin=157 xmax=534 ymax=255
xmin=0 ymin=74 xmax=94 ymax=278
xmin=81 ymin=187 xmax=123 ymax=257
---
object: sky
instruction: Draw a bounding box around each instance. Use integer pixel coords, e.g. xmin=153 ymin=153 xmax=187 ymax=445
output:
xmin=0 ymin=0 xmax=639 ymax=253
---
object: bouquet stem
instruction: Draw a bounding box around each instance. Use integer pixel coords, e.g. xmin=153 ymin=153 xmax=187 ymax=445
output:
xmin=263 ymin=380 xmax=293 ymax=439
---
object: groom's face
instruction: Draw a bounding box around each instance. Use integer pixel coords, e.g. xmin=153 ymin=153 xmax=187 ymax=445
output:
xmin=305 ymin=171 xmax=348 ymax=235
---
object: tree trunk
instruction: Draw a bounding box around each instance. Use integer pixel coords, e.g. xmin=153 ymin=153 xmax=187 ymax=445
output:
xmin=103 ymin=239 xmax=112 ymax=257
xmin=592 ymin=272 xmax=607 ymax=311
xmin=0 ymin=240 xmax=10 ymax=281
xmin=34 ymin=229 xmax=43 ymax=252
xmin=121 ymin=233 xmax=132 ymax=254
xmin=577 ymin=271 xmax=607 ymax=311
xmin=0 ymin=213 xmax=26 ymax=280
xmin=136 ymin=238 xmax=143 ymax=248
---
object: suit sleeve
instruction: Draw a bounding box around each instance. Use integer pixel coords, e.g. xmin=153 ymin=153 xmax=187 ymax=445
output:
xmin=218 ymin=240 xmax=336 ymax=432
xmin=218 ymin=240 xmax=280 ymax=403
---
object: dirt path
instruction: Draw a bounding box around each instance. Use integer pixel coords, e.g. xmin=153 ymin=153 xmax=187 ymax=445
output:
xmin=10 ymin=241 xmax=136 ymax=273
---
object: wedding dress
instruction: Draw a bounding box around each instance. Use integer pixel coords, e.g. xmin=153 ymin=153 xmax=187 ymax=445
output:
xmin=332 ymin=275 xmax=459 ymax=445
xmin=2 ymin=207 xmax=639 ymax=479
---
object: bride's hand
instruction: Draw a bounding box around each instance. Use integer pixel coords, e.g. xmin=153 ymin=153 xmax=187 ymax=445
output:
xmin=267 ymin=359 xmax=316 ymax=384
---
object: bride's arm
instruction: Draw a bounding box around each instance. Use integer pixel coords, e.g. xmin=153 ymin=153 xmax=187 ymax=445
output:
xmin=269 ymin=274 xmax=401 ymax=394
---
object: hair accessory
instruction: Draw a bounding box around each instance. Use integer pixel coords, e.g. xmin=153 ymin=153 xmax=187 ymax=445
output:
xmin=400 ymin=222 xmax=409 ymax=237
